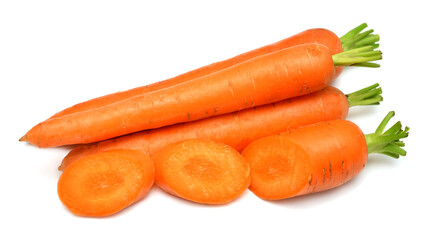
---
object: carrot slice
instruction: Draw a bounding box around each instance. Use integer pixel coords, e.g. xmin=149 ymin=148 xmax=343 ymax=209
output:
xmin=241 ymin=135 xmax=311 ymax=200
xmin=154 ymin=139 xmax=250 ymax=204
xmin=57 ymin=149 xmax=154 ymax=217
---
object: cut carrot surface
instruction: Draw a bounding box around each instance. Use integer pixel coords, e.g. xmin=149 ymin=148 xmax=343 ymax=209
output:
xmin=153 ymin=139 xmax=250 ymax=204
xmin=57 ymin=149 xmax=154 ymax=217
xmin=242 ymin=135 xmax=311 ymax=200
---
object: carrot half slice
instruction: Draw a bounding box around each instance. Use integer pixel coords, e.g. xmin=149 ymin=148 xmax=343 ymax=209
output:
xmin=57 ymin=149 xmax=154 ymax=217
xmin=154 ymin=139 xmax=250 ymax=204
xmin=242 ymin=112 xmax=408 ymax=200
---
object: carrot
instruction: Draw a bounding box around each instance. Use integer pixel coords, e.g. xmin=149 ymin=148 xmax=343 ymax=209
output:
xmin=48 ymin=23 xmax=379 ymax=120
xmin=153 ymin=139 xmax=250 ymax=204
xmin=58 ymin=84 xmax=383 ymax=171
xmin=241 ymin=111 xmax=409 ymax=200
xmin=21 ymin=43 xmax=381 ymax=148
xmin=57 ymin=149 xmax=154 ymax=217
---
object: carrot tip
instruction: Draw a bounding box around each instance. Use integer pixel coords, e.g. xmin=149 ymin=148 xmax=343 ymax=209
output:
xmin=19 ymin=134 xmax=28 ymax=142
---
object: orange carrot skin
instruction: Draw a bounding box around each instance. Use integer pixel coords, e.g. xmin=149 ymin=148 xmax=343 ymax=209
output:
xmin=59 ymin=86 xmax=348 ymax=171
xmin=49 ymin=28 xmax=343 ymax=119
xmin=24 ymin=43 xmax=336 ymax=148
xmin=242 ymin=119 xmax=367 ymax=200
xmin=58 ymin=149 xmax=154 ymax=217
xmin=285 ymin=120 xmax=367 ymax=195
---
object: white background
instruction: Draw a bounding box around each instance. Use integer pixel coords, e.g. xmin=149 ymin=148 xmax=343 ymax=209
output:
xmin=1 ymin=0 xmax=427 ymax=239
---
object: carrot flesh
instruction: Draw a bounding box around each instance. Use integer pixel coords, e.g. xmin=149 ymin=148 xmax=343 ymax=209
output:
xmin=23 ymin=43 xmax=337 ymax=148
xmin=58 ymin=85 xmax=351 ymax=171
xmin=153 ymin=139 xmax=250 ymax=204
xmin=57 ymin=149 xmax=154 ymax=217
xmin=243 ymin=135 xmax=311 ymax=200
xmin=48 ymin=28 xmax=343 ymax=120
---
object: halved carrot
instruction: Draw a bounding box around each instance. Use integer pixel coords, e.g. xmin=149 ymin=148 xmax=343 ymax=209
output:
xmin=47 ymin=23 xmax=378 ymax=120
xmin=58 ymin=84 xmax=382 ymax=171
xmin=153 ymin=139 xmax=250 ymax=204
xmin=241 ymin=112 xmax=408 ymax=200
xmin=57 ymin=149 xmax=154 ymax=217
xmin=21 ymin=43 xmax=381 ymax=148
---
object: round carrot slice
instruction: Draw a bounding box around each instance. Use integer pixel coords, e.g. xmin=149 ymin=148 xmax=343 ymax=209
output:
xmin=57 ymin=149 xmax=154 ymax=217
xmin=154 ymin=139 xmax=250 ymax=204
xmin=242 ymin=135 xmax=311 ymax=200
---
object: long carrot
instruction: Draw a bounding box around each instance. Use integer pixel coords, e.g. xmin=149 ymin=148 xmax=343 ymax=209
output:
xmin=241 ymin=111 xmax=408 ymax=200
xmin=21 ymin=43 xmax=381 ymax=148
xmin=48 ymin=23 xmax=379 ymax=120
xmin=153 ymin=139 xmax=250 ymax=204
xmin=57 ymin=149 xmax=154 ymax=217
xmin=58 ymin=84 xmax=383 ymax=171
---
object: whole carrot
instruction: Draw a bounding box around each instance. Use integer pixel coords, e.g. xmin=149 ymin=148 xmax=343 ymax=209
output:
xmin=21 ymin=43 xmax=381 ymax=148
xmin=58 ymin=84 xmax=383 ymax=171
xmin=48 ymin=23 xmax=379 ymax=119
xmin=241 ymin=111 xmax=408 ymax=200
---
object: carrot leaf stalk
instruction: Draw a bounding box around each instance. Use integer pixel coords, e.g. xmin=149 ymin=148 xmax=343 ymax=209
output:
xmin=332 ymin=45 xmax=382 ymax=67
xmin=346 ymin=83 xmax=383 ymax=107
xmin=340 ymin=23 xmax=380 ymax=51
xmin=365 ymin=111 xmax=409 ymax=158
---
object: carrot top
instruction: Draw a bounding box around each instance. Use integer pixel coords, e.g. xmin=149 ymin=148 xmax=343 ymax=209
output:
xmin=337 ymin=23 xmax=381 ymax=67
xmin=340 ymin=23 xmax=380 ymax=52
xmin=332 ymin=45 xmax=382 ymax=67
xmin=346 ymin=83 xmax=383 ymax=107
xmin=365 ymin=111 xmax=409 ymax=158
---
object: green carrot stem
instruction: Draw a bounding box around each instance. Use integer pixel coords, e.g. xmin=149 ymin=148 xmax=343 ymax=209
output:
xmin=351 ymin=62 xmax=380 ymax=68
xmin=346 ymin=83 xmax=383 ymax=107
xmin=335 ymin=45 xmax=375 ymax=56
xmin=340 ymin=23 xmax=368 ymax=43
xmin=341 ymin=30 xmax=373 ymax=51
xmin=354 ymin=34 xmax=380 ymax=48
xmin=333 ymin=44 xmax=382 ymax=67
xmin=375 ymin=111 xmax=395 ymax=134
xmin=333 ymin=53 xmax=382 ymax=67
xmin=365 ymin=111 xmax=409 ymax=158
xmin=351 ymin=50 xmax=382 ymax=58
xmin=340 ymin=23 xmax=380 ymax=51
